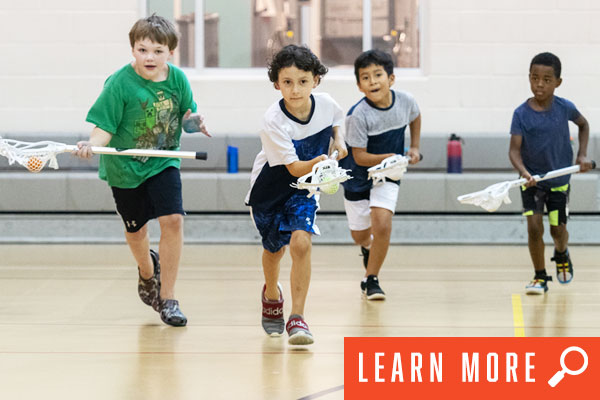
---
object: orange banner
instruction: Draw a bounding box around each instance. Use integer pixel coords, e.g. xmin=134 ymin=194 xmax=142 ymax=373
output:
xmin=344 ymin=337 xmax=599 ymax=399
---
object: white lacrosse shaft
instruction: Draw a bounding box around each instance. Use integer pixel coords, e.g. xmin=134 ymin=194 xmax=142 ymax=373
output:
xmin=457 ymin=164 xmax=583 ymax=204
xmin=63 ymin=145 xmax=208 ymax=160
xmin=457 ymin=163 xmax=595 ymax=212
xmin=509 ymin=164 xmax=582 ymax=188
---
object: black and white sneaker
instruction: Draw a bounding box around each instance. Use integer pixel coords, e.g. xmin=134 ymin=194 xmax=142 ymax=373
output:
xmin=361 ymin=275 xmax=386 ymax=300
xmin=138 ymin=249 xmax=161 ymax=310
xmin=360 ymin=246 xmax=370 ymax=269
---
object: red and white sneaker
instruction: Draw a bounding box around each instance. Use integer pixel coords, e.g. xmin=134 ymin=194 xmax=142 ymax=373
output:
xmin=286 ymin=314 xmax=314 ymax=345
xmin=261 ymin=282 xmax=284 ymax=336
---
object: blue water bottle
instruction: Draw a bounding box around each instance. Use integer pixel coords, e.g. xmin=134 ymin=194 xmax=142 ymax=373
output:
xmin=227 ymin=146 xmax=238 ymax=173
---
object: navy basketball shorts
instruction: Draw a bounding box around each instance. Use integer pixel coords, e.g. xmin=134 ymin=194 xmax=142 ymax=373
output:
xmin=250 ymin=192 xmax=320 ymax=253
xmin=520 ymin=184 xmax=570 ymax=226
xmin=111 ymin=167 xmax=185 ymax=233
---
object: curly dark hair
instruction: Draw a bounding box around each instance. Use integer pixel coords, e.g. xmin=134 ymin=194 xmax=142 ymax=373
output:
xmin=354 ymin=49 xmax=394 ymax=82
xmin=530 ymin=52 xmax=561 ymax=79
xmin=267 ymin=45 xmax=328 ymax=83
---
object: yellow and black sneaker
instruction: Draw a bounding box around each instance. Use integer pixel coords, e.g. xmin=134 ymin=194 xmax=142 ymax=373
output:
xmin=552 ymin=249 xmax=573 ymax=284
xmin=525 ymin=274 xmax=552 ymax=295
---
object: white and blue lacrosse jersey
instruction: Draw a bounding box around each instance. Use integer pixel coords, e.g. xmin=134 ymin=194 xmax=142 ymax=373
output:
xmin=246 ymin=93 xmax=344 ymax=210
xmin=340 ymin=90 xmax=420 ymax=194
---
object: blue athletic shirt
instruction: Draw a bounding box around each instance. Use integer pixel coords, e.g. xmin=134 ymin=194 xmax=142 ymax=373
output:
xmin=246 ymin=92 xmax=344 ymax=210
xmin=510 ymin=96 xmax=580 ymax=189
xmin=340 ymin=90 xmax=420 ymax=194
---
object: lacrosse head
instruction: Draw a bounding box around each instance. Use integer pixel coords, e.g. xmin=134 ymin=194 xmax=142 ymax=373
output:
xmin=367 ymin=154 xmax=409 ymax=186
xmin=290 ymin=158 xmax=352 ymax=198
xmin=314 ymin=160 xmax=340 ymax=195
xmin=457 ymin=181 xmax=514 ymax=212
xmin=0 ymin=136 xmax=63 ymax=172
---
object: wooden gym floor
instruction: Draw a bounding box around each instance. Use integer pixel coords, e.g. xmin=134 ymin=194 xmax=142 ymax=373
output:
xmin=0 ymin=244 xmax=599 ymax=399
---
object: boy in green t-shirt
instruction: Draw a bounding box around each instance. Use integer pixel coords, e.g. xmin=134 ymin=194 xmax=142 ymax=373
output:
xmin=74 ymin=15 xmax=209 ymax=326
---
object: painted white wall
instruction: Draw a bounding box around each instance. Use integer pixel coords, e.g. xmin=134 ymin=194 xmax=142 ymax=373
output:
xmin=1 ymin=0 xmax=600 ymax=138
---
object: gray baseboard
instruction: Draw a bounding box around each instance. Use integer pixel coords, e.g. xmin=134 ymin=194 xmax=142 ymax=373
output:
xmin=1 ymin=213 xmax=599 ymax=245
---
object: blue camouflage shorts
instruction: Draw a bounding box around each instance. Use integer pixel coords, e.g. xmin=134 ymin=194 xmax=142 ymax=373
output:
xmin=251 ymin=192 xmax=320 ymax=253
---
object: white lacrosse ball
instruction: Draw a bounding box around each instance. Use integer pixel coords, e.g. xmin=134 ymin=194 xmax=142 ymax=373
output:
xmin=318 ymin=165 xmax=339 ymax=195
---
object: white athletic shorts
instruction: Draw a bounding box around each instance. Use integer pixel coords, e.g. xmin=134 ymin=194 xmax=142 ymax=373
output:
xmin=343 ymin=181 xmax=399 ymax=231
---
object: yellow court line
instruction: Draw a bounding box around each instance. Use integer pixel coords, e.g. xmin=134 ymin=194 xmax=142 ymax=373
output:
xmin=512 ymin=294 xmax=525 ymax=337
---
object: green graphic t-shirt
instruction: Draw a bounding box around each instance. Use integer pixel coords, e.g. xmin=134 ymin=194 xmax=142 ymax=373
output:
xmin=86 ymin=63 xmax=197 ymax=188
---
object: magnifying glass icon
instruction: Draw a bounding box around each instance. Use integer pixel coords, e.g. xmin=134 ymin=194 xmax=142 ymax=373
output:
xmin=548 ymin=346 xmax=588 ymax=387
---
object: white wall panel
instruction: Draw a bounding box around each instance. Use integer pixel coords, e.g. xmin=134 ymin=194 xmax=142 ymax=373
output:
xmin=1 ymin=0 xmax=600 ymax=137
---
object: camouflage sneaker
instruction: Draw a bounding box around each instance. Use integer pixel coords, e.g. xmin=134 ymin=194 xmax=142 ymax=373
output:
xmin=138 ymin=250 xmax=161 ymax=309
xmin=158 ymin=299 xmax=188 ymax=327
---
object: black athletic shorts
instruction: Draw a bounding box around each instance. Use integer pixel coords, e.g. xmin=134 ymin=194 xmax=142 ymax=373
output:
xmin=520 ymin=184 xmax=570 ymax=226
xmin=111 ymin=167 xmax=185 ymax=232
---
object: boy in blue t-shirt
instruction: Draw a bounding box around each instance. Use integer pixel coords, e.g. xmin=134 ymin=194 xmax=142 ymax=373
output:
xmin=509 ymin=52 xmax=593 ymax=295
xmin=74 ymin=15 xmax=209 ymax=326
xmin=340 ymin=50 xmax=421 ymax=300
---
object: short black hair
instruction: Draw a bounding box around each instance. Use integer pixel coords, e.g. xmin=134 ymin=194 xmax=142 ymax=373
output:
xmin=530 ymin=52 xmax=561 ymax=79
xmin=354 ymin=49 xmax=394 ymax=82
xmin=267 ymin=45 xmax=328 ymax=83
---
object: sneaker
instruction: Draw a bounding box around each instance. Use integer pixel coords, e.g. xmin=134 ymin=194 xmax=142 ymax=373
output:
xmin=261 ymin=282 xmax=284 ymax=336
xmin=138 ymin=249 xmax=161 ymax=309
xmin=361 ymin=275 xmax=386 ymax=300
xmin=286 ymin=314 xmax=314 ymax=345
xmin=525 ymin=275 xmax=553 ymax=295
xmin=552 ymin=249 xmax=573 ymax=284
xmin=360 ymin=246 xmax=370 ymax=269
xmin=158 ymin=299 xmax=188 ymax=327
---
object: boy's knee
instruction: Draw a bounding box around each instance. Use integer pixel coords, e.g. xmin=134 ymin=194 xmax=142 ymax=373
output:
xmin=290 ymin=232 xmax=311 ymax=256
xmin=125 ymin=225 xmax=148 ymax=241
xmin=371 ymin=221 xmax=392 ymax=238
xmin=550 ymin=224 xmax=567 ymax=238
xmin=527 ymin=223 xmax=544 ymax=239
xmin=159 ymin=214 xmax=183 ymax=230
xmin=264 ymin=247 xmax=285 ymax=260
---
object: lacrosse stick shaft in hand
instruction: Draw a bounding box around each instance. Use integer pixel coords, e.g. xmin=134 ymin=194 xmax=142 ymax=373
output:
xmin=457 ymin=162 xmax=596 ymax=212
xmin=65 ymin=145 xmax=208 ymax=160
xmin=290 ymin=151 xmax=352 ymax=197
xmin=368 ymin=153 xmax=423 ymax=185
xmin=0 ymin=136 xmax=208 ymax=173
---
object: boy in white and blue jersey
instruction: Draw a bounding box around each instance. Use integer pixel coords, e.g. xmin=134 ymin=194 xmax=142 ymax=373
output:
xmin=246 ymin=45 xmax=347 ymax=345
xmin=340 ymin=50 xmax=421 ymax=300
xmin=509 ymin=52 xmax=593 ymax=295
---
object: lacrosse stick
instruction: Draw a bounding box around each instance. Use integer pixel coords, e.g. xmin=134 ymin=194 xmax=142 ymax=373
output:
xmin=290 ymin=150 xmax=352 ymax=198
xmin=457 ymin=162 xmax=596 ymax=212
xmin=0 ymin=136 xmax=207 ymax=173
xmin=368 ymin=153 xmax=423 ymax=186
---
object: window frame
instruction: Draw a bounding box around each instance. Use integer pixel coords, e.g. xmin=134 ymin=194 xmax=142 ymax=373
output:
xmin=145 ymin=0 xmax=427 ymax=78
